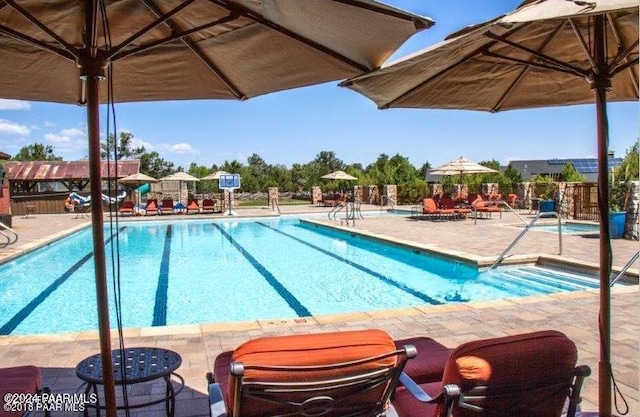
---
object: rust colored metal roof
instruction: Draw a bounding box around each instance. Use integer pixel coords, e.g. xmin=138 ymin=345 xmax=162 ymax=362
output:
xmin=4 ymin=160 xmax=140 ymax=181
xmin=0 ymin=151 xmax=10 ymax=160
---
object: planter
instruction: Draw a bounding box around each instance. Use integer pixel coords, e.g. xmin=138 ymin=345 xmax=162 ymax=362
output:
xmin=609 ymin=211 xmax=626 ymax=239
xmin=538 ymin=200 xmax=555 ymax=213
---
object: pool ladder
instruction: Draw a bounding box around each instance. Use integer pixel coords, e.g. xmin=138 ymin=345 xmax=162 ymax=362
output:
xmin=610 ymin=251 xmax=639 ymax=286
xmin=380 ymin=195 xmax=395 ymax=212
xmin=0 ymin=220 xmax=18 ymax=247
xmin=328 ymin=200 xmax=363 ymax=227
xmin=490 ymin=211 xmax=563 ymax=270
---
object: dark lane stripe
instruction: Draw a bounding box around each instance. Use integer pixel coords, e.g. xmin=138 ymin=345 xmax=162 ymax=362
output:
xmin=212 ymin=223 xmax=311 ymax=317
xmin=152 ymin=225 xmax=172 ymax=326
xmin=257 ymin=222 xmax=441 ymax=305
xmin=0 ymin=227 xmax=128 ymax=335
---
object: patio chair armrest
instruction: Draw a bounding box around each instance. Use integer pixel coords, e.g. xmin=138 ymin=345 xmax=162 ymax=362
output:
xmin=208 ymin=383 xmax=228 ymax=417
xmin=398 ymin=372 xmax=441 ymax=403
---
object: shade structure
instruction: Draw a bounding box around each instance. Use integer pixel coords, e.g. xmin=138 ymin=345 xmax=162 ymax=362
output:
xmin=429 ymin=157 xmax=497 ymax=176
xmin=0 ymin=2 xmax=433 ymax=416
xmin=321 ymin=170 xmax=358 ymax=180
xmin=201 ymin=170 xmax=230 ymax=180
xmin=117 ymin=172 xmax=159 ymax=185
xmin=159 ymin=171 xmax=200 ymax=183
xmin=342 ymin=1 xmax=639 ymax=415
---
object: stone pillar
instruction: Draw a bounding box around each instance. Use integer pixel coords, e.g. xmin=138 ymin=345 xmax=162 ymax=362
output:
xmin=626 ymin=181 xmax=639 ymax=240
xmin=353 ymin=185 xmax=362 ymax=202
xmin=452 ymin=184 xmax=468 ymax=199
xmin=0 ymin=171 xmax=10 ymax=215
xmin=482 ymin=183 xmax=499 ymax=196
xmin=365 ymin=185 xmax=379 ymax=204
xmin=268 ymin=187 xmax=279 ymax=212
xmin=517 ymin=182 xmax=532 ymax=209
xmin=431 ymin=183 xmax=443 ymax=197
xmin=311 ymin=186 xmax=322 ymax=206
xmin=383 ymin=184 xmax=397 ymax=206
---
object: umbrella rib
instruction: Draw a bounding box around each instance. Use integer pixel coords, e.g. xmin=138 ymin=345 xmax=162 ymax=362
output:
xmin=491 ymin=21 xmax=568 ymax=112
xmin=327 ymin=0 xmax=433 ymax=30
xmin=2 ymin=0 xmax=80 ymax=59
xmin=106 ymin=0 xmax=198 ymax=60
xmin=606 ymin=12 xmax=639 ymax=93
xmin=0 ymin=24 xmax=77 ymax=62
xmin=123 ymin=0 xmax=245 ymax=99
xmin=206 ymin=0 xmax=370 ymax=73
xmin=484 ymin=31 xmax=589 ymax=78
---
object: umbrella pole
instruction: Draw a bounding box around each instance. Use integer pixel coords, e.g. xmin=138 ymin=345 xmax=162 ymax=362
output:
xmin=594 ymin=15 xmax=612 ymax=417
xmin=83 ymin=1 xmax=117 ymax=412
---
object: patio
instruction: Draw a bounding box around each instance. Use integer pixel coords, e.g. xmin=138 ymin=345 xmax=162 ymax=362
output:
xmin=0 ymin=205 xmax=637 ymax=416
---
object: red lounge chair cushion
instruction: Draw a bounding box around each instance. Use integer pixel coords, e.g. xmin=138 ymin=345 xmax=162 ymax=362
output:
xmin=146 ymin=201 xmax=157 ymax=211
xmin=187 ymin=201 xmax=198 ymax=210
xmin=225 ymin=329 xmax=397 ymax=415
xmin=0 ymin=366 xmax=41 ymax=417
xmin=394 ymin=337 xmax=451 ymax=384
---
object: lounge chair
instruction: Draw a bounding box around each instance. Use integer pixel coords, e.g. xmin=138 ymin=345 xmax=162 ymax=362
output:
xmin=160 ymin=198 xmax=174 ymax=215
xmin=118 ymin=201 xmax=135 ymax=216
xmin=0 ymin=366 xmax=50 ymax=417
xmin=186 ymin=199 xmax=200 ymax=214
xmin=473 ymin=198 xmax=501 ymax=219
xmin=392 ymin=330 xmax=590 ymax=417
xmin=207 ymin=329 xmax=419 ymax=417
xmin=202 ymin=198 xmax=216 ymax=213
xmin=423 ymin=198 xmax=456 ymax=220
xmin=145 ymin=199 xmax=158 ymax=216
xmin=440 ymin=196 xmax=471 ymax=219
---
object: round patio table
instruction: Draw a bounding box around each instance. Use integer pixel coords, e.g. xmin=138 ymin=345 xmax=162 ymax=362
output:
xmin=75 ymin=347 xmax=184 ymax=417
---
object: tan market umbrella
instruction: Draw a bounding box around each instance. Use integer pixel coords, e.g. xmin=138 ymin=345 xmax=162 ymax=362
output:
xmin=160 ymin=172 xmax=200 ymax=204
xmin=0 ymin=3 xmax=433 ymax=415
xmin=117 ymin=172 xmax=158 ymax=185
xmin=429 ymin=156 xmax=497 ymax=176
xmin=342 ymin=1 xmax=638 ymax=414
xmin=201 ymin=170 xmax=230 ymax=180
xmin=321 ymin=170 xmax=358 ymax=180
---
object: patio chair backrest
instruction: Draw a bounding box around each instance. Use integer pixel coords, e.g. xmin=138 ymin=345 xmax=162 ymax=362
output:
xmin=423 ymin=198 xmax=438 ymax=212
xmin=227 ymin=329 xmax=414 ymax=417
xmin=437 ymin=330 xmax=582 ymax=417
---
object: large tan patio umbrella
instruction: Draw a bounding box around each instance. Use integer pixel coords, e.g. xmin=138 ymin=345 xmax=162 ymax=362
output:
xmin=117 ymin=172 xmax=159 ymax=206
xmin=429 ymin=156 xmax=497 ymax=187
xmin=201 ymin=170 xmax=230 ymax=181
xmin=321 ymin=170 xmax=359 ymax=181
xmin=0 ymin=2 xmax=433 ymax=415
xmin=160 ymin=171 xmax=201 ymax=203
xmin=342 ymin=1 xmax=638 ymax=415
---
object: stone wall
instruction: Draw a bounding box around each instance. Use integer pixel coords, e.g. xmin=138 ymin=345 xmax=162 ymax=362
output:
xmin=626 ymin=181 xmax=639 ymax=240
xmin=353 ymin=185 xmax=363 ymax=202
xmin=268 ymin=187 xmax=279 ymax=212
xmin=363 ymin=185 xmax=380 ymax=205
xmin=382 ymin=184 xmax=397 ymax=206
xmin=311 ymin=186 xmax=322 ymax=205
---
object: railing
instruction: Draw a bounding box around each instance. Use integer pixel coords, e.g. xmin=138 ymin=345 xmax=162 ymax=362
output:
xmin=0 ymin=220 xmax=18 ymax=247
xmin=490 ymin=211 xmax=563 ymax=270
xmin=610 ymin=251 xmax=640 ymax=287
xmin=380 ymin=195 xmax=395 ymax=212
xmin=269 ymin=197 xmax=281 ymax=214
xmin=474 ymin=200 xmax=528 ymax=225
xmin=328 ymin=203 xmax=346 ymax=221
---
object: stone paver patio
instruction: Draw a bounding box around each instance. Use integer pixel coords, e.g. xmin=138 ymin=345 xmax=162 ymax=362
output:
xmin=0 ymin=205 xmax=637 ymax=416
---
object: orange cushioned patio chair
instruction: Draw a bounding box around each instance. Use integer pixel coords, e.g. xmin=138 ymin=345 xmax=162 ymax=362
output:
xmin=207 ymin=329 xmax=434 ymax=417
xmin=145 ymin=199 xmax=158 ymax=216
xmin=473 ymin=198 xmax=501 ymax=219
xmin=0 ymin=366 xmax=50 ymax=417
xmin=423 ymin=198 xmax=456 ymax=221
xmin=118 ymin=201 xmax=135 ymax=216
xmin=186 ymin=199 xmax=200 ymax=214
xmin=392 ymin=330 xmax=590 ymax=417
xmin=160 ymin=198 xmax=174 ymax=215
xmin=202 ymin=198 xmax=216 ymax=213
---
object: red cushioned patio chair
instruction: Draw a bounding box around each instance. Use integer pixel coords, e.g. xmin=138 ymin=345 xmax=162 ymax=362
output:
xmin=186 ymin=199 xmax=200 ymax=214
xmin=207 ymin=329 xmax=435 ymax=417
xmin=392 ymin=330 xmax=590 ymax=417
xmin=0 ymin=366 xmax=50 ymax=417
xmin=423 ymin=198 xmax=457 ymax=221
xmin=160 ymin=198 xmax=174 ymax=215
xmin=202 ymin=198 xmax=217 ymax=213
xmin=118 ymin=201 xmax=135 ymax=216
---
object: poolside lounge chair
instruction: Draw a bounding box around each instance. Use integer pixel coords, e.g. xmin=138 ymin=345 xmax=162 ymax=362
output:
xmin=473 ymin=198 xmax=501 ymax=219
xmin=0 ymin=366 xmax=50 ymax=417
xmin=440 ymin=196 xmax=471 ymax=219
xmin=186 ymin=199 xmax=200 ymax=214
xmin=202 ymin=198 xmax=216 ymax=213
xmin=207 ymin=329 xmax=418 ymax=417
xmin=145 ymin=199 xmax=158 ymax=216
xmin=118 ymin=201 xmax=135 ymax=216
xmin=392 ymin=330 xmax=590 ymax=417
xmin=160 ymin=198 xmax=174 ymax=215
xmin=423 ymin=198 xmax=456 ymax=220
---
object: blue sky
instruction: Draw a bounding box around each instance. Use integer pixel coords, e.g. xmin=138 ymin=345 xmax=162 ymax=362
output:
xmin=0 ymin=1 xmax=637 ymax=169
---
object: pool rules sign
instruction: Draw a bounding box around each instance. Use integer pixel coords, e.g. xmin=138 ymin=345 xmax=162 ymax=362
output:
xmin=219 ymin=174 xmax=240 ymax=216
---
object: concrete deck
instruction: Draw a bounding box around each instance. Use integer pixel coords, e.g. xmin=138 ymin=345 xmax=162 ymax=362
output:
xmin=0 ymin=205 xmax=638 ymax=416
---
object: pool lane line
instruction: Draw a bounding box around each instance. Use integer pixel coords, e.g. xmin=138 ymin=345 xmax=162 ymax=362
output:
xmin=256 ymin=222 xmax=442 ymax=306
xmin=152 ymin=224 xmax=172 ymax=327
xmin=0 ymin=226 xmax=128 ymax=335
xmin=212 ymin=223 xmax=311 ymax=317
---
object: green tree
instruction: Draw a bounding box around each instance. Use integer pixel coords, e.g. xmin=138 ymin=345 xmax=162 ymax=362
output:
xmin=560 ymin=162 xmax=586 ymax=182
xmin=615 ymin=139 xmax=639 ymax=183
xmin=12 ymin=143 xmax=62 ymax=161
xmin=101 ymin=131 xmax=145 ymax=160
xmin=139 ymin=151 xmax=175 ymax=179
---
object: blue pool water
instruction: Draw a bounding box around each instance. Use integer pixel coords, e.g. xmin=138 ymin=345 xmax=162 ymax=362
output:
xmin=0 ymin=217 xmax=598 ymax=335
xmin=530 ymin=222 xmax=600 ymax=234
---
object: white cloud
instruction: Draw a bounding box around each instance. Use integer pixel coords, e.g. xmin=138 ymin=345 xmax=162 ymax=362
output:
xmin=60 ymin=127 xmax=85 ymax=137
xmin=44 ymin=121 xmax=56 ymax=128
xmin=0 ymin=119 xmax=30 ymax=136
xmin=159 ymin=142 xmax=199 ymax=155
xmin=0 ymin=99 xmax=31 ymax=110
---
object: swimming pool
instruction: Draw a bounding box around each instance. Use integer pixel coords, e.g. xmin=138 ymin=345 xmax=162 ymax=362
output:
xmin=0 ymin=217 xmax=599 ymax=335
xmin=529 ymin=222 xmax=600 ymax=234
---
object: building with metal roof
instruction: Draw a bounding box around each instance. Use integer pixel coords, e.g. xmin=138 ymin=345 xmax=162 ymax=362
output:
xmin=508 ymin=156 xmax=622 ymax=182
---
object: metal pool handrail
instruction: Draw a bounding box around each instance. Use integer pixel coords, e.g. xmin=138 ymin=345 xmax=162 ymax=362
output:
xmin=0 ymin=220 xmax=18 ymax=247
xmin=490 ymin=211 xmax=563 ymax=270
xmin=473 ymin=200 xmax=529 ymax=225
xmin=610 ymin=251 xmax=639 ymax=287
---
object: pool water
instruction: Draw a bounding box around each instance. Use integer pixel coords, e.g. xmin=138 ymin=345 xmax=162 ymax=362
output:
xmin=0 ymin=217 xmax=598 ymax=335
xmin=530 ymin=222 xmax=600 ymax=234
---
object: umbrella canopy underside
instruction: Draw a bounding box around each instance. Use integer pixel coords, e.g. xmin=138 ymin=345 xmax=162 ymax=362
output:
xmin=0 ymin=0 xmax=433 ymax=105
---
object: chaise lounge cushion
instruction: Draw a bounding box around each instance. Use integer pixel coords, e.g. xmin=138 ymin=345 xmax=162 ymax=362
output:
xmin=394 ymin=337 xmax=452 ymax=384
xmin=0 ymin=366 xmax=42 ymax=417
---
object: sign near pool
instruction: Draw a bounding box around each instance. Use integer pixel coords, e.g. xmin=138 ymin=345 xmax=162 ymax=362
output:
xmin=219 ymin=174 xmax=240 ymax=190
